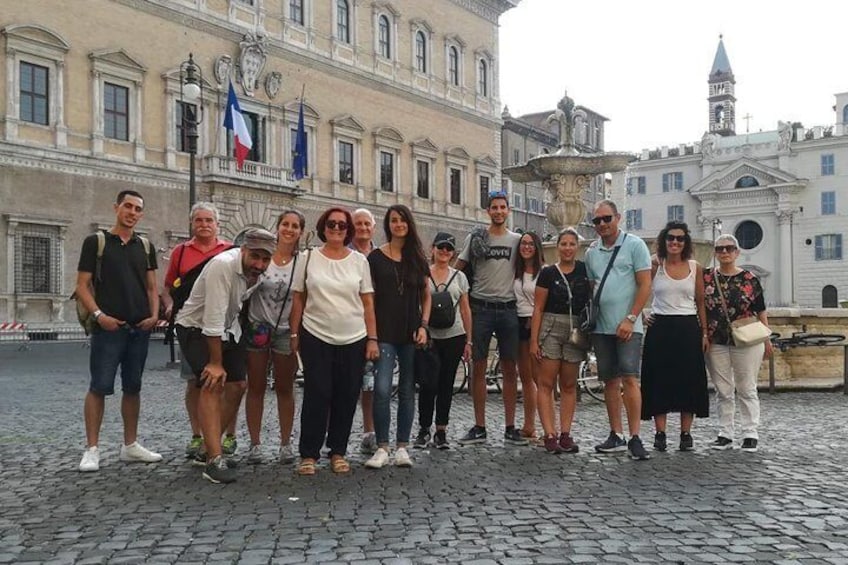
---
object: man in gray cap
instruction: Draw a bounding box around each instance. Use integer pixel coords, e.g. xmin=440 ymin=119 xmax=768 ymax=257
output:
xmin=175 ymin=227 xmax=276 ymax=483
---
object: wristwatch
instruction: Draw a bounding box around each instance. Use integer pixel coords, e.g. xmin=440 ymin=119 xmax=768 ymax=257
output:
xmin=625 ymin=314 xmax=638 ymax=323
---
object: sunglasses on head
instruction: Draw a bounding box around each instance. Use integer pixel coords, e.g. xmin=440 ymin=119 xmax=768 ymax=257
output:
xmin=591 ymin=215 xmax=614 ymax=226
xmin=435 ymin=243 xmax=454 ymax=251
xmin=326 ymin=220 xmax=348 ymax=231
xmin=715 ymin=245 xmax=737 ymax=253
xmin=665 ymin=234 xmax=687 ymax=243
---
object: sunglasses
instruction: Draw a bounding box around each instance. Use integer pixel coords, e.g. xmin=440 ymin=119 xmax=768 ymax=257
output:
xmin=665 ymin=234 xmax=687 ymax=243
xmin=519 ymin=241 xmax=537 ymax=248
xmin=591 ymin=215 xmax=614 ymax=226
xmin=715 ymin=245 xmax=737 ymax=253
xmin=435 ymin=243 xmax=455 ymax=251
xmin=325 ymin=220 xmax=348 ymax=231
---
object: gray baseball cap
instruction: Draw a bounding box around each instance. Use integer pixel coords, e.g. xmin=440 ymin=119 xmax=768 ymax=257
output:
xmin=242 ymin=227 xmax=276 ymax=255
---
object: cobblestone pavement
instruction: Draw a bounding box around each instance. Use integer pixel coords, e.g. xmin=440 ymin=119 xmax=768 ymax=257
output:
xmin=2 ymin=342 xmax=848 ymax=564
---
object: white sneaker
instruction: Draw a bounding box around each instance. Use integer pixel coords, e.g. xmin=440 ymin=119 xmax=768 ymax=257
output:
xmin=394 ymin=447 xmax=413 ymax=468
xmin=119 ymin=441 xmax=163 ymax=463
xmin=278 ymin=443 xmax=295 ymax=464
xmin=246 ymin=444 xmax=264 ymax=465
xmin=79 ymin=446 xmax=100 ymax=472
xmin=365 ymin=447 xmax=390 ymax=469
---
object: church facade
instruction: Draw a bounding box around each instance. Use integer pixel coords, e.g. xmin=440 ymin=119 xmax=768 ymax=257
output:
xmin=1 ymin=0 xmax=518 ymax=327
xmin=618 ymin=37 xmax=848 ymax=308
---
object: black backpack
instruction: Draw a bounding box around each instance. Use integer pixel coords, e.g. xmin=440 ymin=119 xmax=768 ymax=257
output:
xmin=428 ymin=270 xmax=460 ymax=329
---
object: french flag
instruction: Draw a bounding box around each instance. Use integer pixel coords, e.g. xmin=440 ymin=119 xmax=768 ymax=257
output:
xmin=223 ymin=81 xmax=252 ymax=170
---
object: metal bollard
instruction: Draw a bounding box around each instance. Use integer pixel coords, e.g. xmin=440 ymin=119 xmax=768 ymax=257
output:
xmin=843 ymin=344 xmax=848 ymax=396
xmin=768 ymin=353 xmax=775 ymax=394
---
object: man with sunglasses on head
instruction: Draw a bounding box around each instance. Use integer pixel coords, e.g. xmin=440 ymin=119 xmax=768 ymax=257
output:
xmin=454 ymin=191 xmax=526 ymax=446
xmin=585 ymin=199 xmax=653 ymax=460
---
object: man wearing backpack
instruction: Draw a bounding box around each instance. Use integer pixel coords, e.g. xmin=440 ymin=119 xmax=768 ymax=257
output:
xmin=76 ymin=190 xmax=161 ymax=472
xmin=454 ymin=192 xmax=525 ymax=446
xmin=162 ymin=202 xmax=232 ymax=460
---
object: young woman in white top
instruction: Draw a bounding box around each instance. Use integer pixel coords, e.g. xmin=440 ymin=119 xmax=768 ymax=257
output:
xmin=244 ymin=210 xmax=304 ymax=465
xmin=513 ymin=231 xmax=542 ymax=441
xmin=641 ymin=222 xmax=709 ymax=452
xmin=289 ymin=207 xmax=379 ymax=475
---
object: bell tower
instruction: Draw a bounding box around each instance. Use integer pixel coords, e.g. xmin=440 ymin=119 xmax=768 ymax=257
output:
xmin=708 ymin=35 xmax=736 ymax=136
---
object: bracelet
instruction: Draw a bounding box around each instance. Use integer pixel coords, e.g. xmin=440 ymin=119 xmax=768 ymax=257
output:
xmin=290 ymin=333 xmax=299 ymax=338
xmin=93 ymin=309 xmax=103 ymax=320
xmin=465 ymin=341 xmax=472 ymax=347
xmin=367 ymin=336 xmax=379 ymax=342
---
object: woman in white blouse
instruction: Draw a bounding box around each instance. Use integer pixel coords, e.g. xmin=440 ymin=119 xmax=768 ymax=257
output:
xmin=513 ymin=231 xmax=543 ymax=441
xmin=289 ymin=207 xmax=379 ymax=475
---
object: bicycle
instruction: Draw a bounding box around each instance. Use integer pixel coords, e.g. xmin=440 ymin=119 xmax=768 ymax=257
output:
xmin=453 ymin=352 xmax=501 ymax=395
xmin=577 ymin=350 xmax=605 ymax=401
xmin=770 ymin=326 xmax=844 ymax=352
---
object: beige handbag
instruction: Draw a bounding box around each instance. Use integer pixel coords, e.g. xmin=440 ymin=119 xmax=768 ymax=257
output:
xmin=715 ymin=272 xmax=771 ymax=347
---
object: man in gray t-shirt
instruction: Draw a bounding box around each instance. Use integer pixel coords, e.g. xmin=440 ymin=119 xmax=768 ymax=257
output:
xmin=454 ymin=193 xmax=526 ymax=447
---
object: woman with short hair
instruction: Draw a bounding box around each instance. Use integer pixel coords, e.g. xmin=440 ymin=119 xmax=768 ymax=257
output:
xmin=289 ymin=207 xmax=379 ymax=475
xmin=703 ymin=234 xmax=772 ymax=452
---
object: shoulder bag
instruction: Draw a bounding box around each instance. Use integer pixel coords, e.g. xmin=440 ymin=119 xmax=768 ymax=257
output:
xmin=715 ymin=271 xmax=771 ymax=347
xmin=557 ymin=267 xmax=591 ymax=350
xmin=579 ymin=234 xmax=627 ymax=333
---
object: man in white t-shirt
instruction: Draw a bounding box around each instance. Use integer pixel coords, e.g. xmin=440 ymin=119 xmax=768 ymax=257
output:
xmin=454 ymin=192 xmax=526 ymax=446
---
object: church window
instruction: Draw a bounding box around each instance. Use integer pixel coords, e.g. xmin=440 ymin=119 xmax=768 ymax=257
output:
xmin=735 ymin=175 xmax=759 ymax=188
xmin=734 ymin=220 xmax=763 ymax=250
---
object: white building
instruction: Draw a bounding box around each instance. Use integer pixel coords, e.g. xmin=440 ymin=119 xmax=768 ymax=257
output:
xmin=618 ymin=37 xmax=848 ymax=308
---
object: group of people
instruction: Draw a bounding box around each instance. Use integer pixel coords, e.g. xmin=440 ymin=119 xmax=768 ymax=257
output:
xmin=76 ymin=190 xmax=770 ymax=483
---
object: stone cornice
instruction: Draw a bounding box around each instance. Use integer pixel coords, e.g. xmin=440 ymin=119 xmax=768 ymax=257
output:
xmin=113 ymin=0 xmax=502 ymax=129
xmin=0 ymin=141 xmax=187 ymax=190
xmin=447 ymin=0 xmax=519 ymax=22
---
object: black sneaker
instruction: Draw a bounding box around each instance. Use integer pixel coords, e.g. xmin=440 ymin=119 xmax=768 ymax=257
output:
xmin=458 ymin=425 xmax=487 ymax=445
xmin=504 ymin=427 xmax=529 ymax=446
xmin=679 ymin=432 xmax=694 ymax=452
xmin=653 ymin=431 xmax=667 ymax=452
xmin=628 ymin=435 xmax=651 ymax=460
xmin=194 ymin=450 xmax=238 ymax=468
xmin=594 ymin=431 xmax=627 ymax=453
xmin=710 ymin=436 xmax=734 ymax=450
xmin=433 ymin=430 xmax=449 ymax=450
xmin=413 ymin=428 xmax=431 ymax=449
xmin=741 ymin=438 xmax=758 ymax=452
xmin=202 ymin=455 xmax=236 ymax=484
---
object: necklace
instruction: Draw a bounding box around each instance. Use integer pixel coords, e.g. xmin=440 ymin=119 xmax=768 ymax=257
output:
xmin=388 ymin=244 xmax=404 ymax=295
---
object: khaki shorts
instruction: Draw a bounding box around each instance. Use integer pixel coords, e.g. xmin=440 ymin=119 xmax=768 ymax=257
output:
xmin=538 ymin=313 xmax=587 ymax=364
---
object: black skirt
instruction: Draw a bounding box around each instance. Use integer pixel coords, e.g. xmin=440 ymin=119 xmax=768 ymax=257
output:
xmin=641 ymin=314 xmax=709 ymax=419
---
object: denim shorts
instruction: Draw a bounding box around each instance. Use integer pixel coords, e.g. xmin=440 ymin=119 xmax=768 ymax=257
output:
xmin=244 ymin=321 xmax=293 ymax=356
xmin=591 ymin=333 xmax=643 ymax=382
xmin=89 ymin=326 xmax=151 ymax=396
xmin=471 ymin=302 xmax=519 ymax=362
xmin=176 ymin=325 xmax=247 ymax=386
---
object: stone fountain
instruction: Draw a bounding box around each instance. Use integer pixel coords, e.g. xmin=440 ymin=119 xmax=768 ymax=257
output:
xmin=503 ymin=91 xmax=636 ymax=234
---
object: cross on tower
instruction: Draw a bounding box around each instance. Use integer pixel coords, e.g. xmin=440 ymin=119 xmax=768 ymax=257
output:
xmin=742 ymin=113 xmax=753 ymax=133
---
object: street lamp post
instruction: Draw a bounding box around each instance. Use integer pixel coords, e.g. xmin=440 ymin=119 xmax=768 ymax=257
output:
xmin=180 ymin=53 xmax=203 ymax=213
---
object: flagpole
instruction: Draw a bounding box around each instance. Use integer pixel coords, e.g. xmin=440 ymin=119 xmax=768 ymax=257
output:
xmin=299 ymin=83 xmax=306 ymax=103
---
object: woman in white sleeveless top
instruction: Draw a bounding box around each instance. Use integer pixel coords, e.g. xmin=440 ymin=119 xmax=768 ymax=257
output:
xmin=641 ymin=222 xmax=709 ymax=452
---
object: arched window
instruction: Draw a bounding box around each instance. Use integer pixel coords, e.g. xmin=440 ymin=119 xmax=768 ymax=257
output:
xmin=448 ymin=46 xmax=459 ymax=86
xmin=336 ymin=0 xmax=350 ymax=43
xmin=478 ymin=59 xmax=487 ymax=96
xmin=378 ymin=15 xmax=390 ymax=58
xmin=415 ymin=31 xmax=426 ymax=72
xmin=822 ymin=285 xmax=838 ymax=307
xmin=735 ymin=175 xmax=759 ymax=188
xmin=714 ymin=105 xmax=724 ymax=123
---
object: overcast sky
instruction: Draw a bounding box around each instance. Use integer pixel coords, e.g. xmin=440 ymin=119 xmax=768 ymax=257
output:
xmin=499 ymin=0 xmax=848 ymax=152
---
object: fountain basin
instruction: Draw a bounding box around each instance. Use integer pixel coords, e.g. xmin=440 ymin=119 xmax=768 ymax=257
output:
xmin=504 ymin=151 xmax=636 ymax=182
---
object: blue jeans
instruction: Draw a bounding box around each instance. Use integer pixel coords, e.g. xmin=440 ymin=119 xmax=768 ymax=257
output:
xmin=373 ymin=342 xmax=415 ymax=445
xmin=89 ymin=326 xmax=151 ymax=396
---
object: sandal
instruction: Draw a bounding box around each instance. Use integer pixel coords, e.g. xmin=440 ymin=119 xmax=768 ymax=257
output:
xmin=330 ymin=457 xmax=351 ymax=474
xmin=297 ymin=459 xmax=317 ymax=476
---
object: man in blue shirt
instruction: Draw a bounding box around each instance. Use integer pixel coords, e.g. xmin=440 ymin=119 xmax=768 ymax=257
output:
xmin=584 ymin=200 xmax=652 ymax=460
